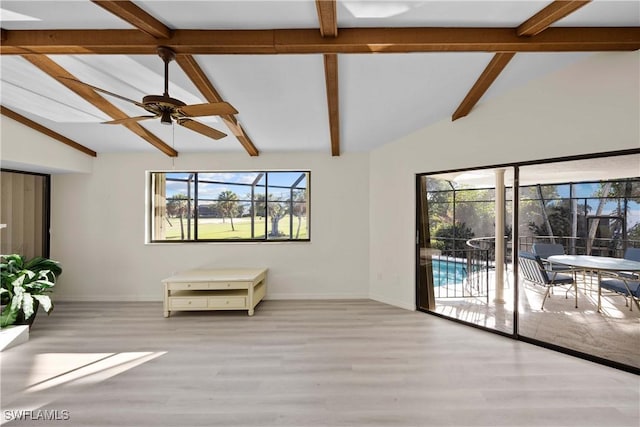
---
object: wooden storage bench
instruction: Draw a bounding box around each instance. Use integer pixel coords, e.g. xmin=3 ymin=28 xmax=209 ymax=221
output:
xmin=162 ymin=268 xmax=267 ymax=317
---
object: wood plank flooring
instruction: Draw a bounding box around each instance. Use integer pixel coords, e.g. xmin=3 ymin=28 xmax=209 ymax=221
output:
xmin=1 ymin=300 xmax=638 ymax=426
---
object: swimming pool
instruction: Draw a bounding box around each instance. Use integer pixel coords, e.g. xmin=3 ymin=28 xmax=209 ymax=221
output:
xmin=432 ymin=259 xmax=468 ymax=286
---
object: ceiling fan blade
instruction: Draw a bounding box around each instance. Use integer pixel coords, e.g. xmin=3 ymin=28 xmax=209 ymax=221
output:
xmin=103 ymin=115 xmax=158 ymax=125
xmin=59 ymin=77 xmax=147 ymax=109
xmin=178 ymin=102 xmax=238 ymax=117
xmin=177 ymin=118 xmax=227 ymax=140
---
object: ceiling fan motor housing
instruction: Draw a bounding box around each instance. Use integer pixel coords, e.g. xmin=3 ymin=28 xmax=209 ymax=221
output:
xmin=142 ymin=94 xmax=186 ymax=124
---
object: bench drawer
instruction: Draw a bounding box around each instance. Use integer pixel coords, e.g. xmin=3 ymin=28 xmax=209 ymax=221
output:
xmin=169 ymin=282 xmax=203 ymax=291
xmin=208 ymin=296 xmax=246 ymax=309
xmin=168 ymin=281 xmax=248 ymax=291
xmin=169 ymin=297 xmax=208 ymax=309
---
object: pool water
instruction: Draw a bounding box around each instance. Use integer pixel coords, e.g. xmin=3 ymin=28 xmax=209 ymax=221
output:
xmin=432 ymin=259 xmax=467 ymax=286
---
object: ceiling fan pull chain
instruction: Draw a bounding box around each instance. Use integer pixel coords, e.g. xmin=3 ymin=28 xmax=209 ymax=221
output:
xmin=171 ymin=122 xmax=176 ymax=170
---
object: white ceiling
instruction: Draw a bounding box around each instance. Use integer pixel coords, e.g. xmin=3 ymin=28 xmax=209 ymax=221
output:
xmin=432 ymin=153 xmax=640 ymax=188
xmin=1 ymin=0 xmax=639 ymax=156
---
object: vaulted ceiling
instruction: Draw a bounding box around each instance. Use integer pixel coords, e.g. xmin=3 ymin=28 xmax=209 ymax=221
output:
xmin=1 ymin=1 xmax=639 ymax=158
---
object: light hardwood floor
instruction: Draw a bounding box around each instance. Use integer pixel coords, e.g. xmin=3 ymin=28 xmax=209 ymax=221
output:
xmin=1 ymin=300 xmax=638 ymax=427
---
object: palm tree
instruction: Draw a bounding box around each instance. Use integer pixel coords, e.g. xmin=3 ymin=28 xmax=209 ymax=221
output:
xmin=292 ymin=190 xmax=307 ymax=239
xmin=218 ymin=190 xmax=239 ymax=231
xmin=167 ymin=194 xmax=189 ymax=239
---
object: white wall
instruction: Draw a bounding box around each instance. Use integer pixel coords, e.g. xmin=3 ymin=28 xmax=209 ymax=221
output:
xmin=369 ymin=51 xmax=640 ymax=310
xmin=50 ymin=151 xmax=370 ymax=301
xmin=3 ymin=51 xmax=638 ymax=308
xmin=0 ymin=116 xmax=93 ymax=174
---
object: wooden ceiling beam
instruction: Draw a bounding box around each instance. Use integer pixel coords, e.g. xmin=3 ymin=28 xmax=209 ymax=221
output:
xmin=1 ymin=105 xmax=97 ymax=157
xmin=2 ymin=27 xmax=639 ymax=55
xmin=452 ymin=52 xmax=516 ymax=121
xmin=518 ymin=1 xmax=592 ymax=37
xmin=21 ymin=55 xmax=177 ymax=157
xmin=316 ymin=0 xmax=338 ymax=37
xmin=323 ymin=54 xmax=340 ymax=156
xmin=316 ymin=1 xmax=340 ymax=156
xmin=452 ymin=1 xmax=593 ymax=121
xmin=175 ymin=55 xmax=259 ymax=156
xmin=91 ymin=0 xmax=172 ymax=39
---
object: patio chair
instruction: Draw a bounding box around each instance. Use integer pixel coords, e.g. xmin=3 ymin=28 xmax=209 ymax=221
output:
xmin=600 ymin=275 xmax=640 ymax=311
xmin=518 ymin=251 xmax=577 ymax=310
xmin=618 ymin=248 xmax=640 ymax=280
xmin=532 ymin=243 xmax=571 ymax=271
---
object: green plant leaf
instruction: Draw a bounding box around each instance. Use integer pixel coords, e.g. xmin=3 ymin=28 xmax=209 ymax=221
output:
xmin=24 ymin=257 xmax=62 ymax=278
xmin=0 ymin=304 xmax=18 ymax=327
xmin=0 ymin=254 xmax=61 ymax=327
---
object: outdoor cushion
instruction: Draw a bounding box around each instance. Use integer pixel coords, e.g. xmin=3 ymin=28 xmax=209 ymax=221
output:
xmin=532 ymin=243 xmax=571 ymax=271
xmin=600 ymin=278 xmax=640 ymax=299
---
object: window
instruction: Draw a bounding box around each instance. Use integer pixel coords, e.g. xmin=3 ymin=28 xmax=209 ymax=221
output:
xmin=149 ymin=171 xmax=309 ymax=242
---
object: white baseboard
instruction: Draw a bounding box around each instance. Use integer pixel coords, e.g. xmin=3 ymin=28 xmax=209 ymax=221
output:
xmin=265 ymin=293 xmax=369 ymax=300
xmin=55 ymin=293 xmax=370 ymax=302
xmin=55 ymin=294 xmax=162 ymax=302
xmin=369 ymin=293 xmax=415 ymax=311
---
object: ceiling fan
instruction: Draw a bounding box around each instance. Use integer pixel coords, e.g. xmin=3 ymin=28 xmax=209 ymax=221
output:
xmin=62 ymin=46 xmax=237 ymax=140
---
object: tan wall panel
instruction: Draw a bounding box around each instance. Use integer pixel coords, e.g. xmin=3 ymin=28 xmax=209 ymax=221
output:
xmin=0 ymin=172 xmax=13 ymax=253
xmin=0 ymin=171 xmax=47 ymax=258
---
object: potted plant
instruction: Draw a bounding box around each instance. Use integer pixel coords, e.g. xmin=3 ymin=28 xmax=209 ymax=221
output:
xmin=0 ymin=254 xmax=62 ymax=328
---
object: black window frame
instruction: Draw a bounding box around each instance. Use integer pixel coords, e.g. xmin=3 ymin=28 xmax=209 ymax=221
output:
xmin=148 ymin=170 xmax=310 ymax=243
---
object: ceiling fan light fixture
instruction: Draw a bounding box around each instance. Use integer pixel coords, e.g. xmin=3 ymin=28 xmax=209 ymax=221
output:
xmin=160 ymin=110 xmax=172 ymax=125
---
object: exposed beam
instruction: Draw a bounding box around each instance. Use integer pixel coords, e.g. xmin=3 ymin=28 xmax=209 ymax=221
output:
xmin=91 ymin=0 xmax=172 ymax=39
xmin=518 ymin=1 xmax=592 ymax=37
xmin=316 ymin=0 xmax=338 ymax=37
xmin=316 ymin=1 xmax=339 ymax=155
xmin=21 ymin=55 xmax=177 ymax=157
xmin=175 ymin=55 xmax=259 ymax=156
xmin=0 ymin=29 xmax=6 ymax=42
xmin=323 ymin=54 xmax=340 ymax=156
xmin=2 ymin=27 xmax=639 ymax=55
xmin=1 ymin=105 xmax=97 ymax=157
xmin=452 ymin=52 xmax=516 ymax=121
xmin=452 ymin=2 xmax=592 ymax=121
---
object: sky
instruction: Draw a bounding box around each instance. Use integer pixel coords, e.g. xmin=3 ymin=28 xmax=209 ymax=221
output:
xmin=163 ymin=171 xmax=308 ymax=201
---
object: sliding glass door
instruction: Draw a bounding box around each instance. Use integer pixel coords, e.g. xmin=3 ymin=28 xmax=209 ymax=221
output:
xmin=517 ymin=154 xmax=639 ymax=369
xmin=417 ymin=152 xmax=640 ymax=371
xmin=417 ymin=167 xmax=516 ymax=335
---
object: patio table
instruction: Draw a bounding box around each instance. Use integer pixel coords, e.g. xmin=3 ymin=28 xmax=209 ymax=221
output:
xmin=547 ymin=255 xmax=640 ymax=312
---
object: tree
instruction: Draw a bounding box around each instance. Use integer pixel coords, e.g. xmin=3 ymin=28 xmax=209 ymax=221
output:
xmin=586 ymin=182 xmax=613 ymax=254
xmin=166 ymin=194 xmax=190 ymax=240
xmin=267 ymin=196 xmax=288 ymax=237
xmin=218 ymin=191 xmax=239 ymax=231
xmin=167 ymin=194 xmax=189 ymax=218
xmin=528 ymin=201 xmax=572 ymax=238
xmin=251 ymin=193 xmax=266 ymax=218
xmin=433 ymin=222 xmax=475 ymax=256
xmin=292 ymin=190 xmax=307 ymax=239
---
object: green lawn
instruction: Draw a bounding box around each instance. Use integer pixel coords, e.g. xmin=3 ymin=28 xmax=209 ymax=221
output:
xmin=163 ymin=215 xmax=308 ymax=240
